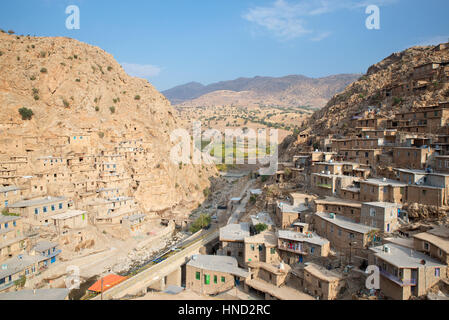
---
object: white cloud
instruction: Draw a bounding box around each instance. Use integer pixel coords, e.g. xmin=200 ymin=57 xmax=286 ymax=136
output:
xmin=121 ymin=63 xmax=162 ymax=78
xmin=311 ymin=31 xmax=332 ymax=42
xmin=243 ymin=0 xmax=398 ymax=41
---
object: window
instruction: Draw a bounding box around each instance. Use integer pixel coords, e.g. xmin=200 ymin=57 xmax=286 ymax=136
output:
xmin=221 ymin=276 xmax=225 ymax=283
xmin=195 ymin=272 xmax=200 ymax=280
xmin=270 ymin=248 xmax=276 ymax=254
xmin=13 ymin=221 xmax=16 ymax=227
xmin=214 ymin=275 xmax=218 ymax=284
xmin=34 ymin=208 xmax=39 ymax=215
xmin=338 ymin=229 xmax=342 ymax=237
xmin=43 ymin=206 xmax=47 ymax=213
xmin=424 ymin=242 xmax=429 ymax=250
xmin=59 ymin=203 xmax=63 ymax=210
xmin=349 ymin=233 xmax=355 ymax=239
xmin=310 ymin=247 xmax=315 ymax=254
xmin=51 ymin=205 xmax=55 ymax=211
xmin=4 ymin=223 xmax=8 ymax=229
xmin=439 ymin=249 xmax=443 ymax=257
xmin=251 ymin=245 xmax=255 ymax=251
xmin=370 ymin=208 xmax=376 ymax=217
xmin=435 ymin=268 xmax=440 ymax=277
xmin=204 ymin=274 xmax=210 ymax=285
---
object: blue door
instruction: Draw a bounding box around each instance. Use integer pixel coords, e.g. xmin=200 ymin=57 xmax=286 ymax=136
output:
xmin=51 ymin=257 xmax=56 ymax=264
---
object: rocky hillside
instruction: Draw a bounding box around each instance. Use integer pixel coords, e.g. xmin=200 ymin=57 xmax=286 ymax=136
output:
xmin=0 ymin=31 xmax=215 ymax=216
xmin=309 ymin=44 xmax=449 ymax=136
xmin=163 ymin=74 xmax=360 ymax=109
xmin=280 ymin=43 xmax=449 ymax=157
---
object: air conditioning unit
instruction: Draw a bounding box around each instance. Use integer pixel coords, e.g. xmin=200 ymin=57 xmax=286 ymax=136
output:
xmin=329 ymin=213 xmax=336 ymax=219
xmin=383 ymin=245 xmax=390 ymax=253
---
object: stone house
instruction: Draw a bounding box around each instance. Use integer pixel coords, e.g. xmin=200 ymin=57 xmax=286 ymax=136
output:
xmin=186 ymin=255 xmax=249 ymax=296
xmin=276 ymin=230 xmax=330 ymax=265
xmin=243 ymin=231 xmax=279 ymax=267
xmin=359 ymin=178 xmax=407 ymax=204
xmin=313 ymin=197 xmax=362 ymax=223
xmin=311 ymin=212 xmax=377 ymax=261
xmin=8 ymin=196 xmax=70 ymax=226
xmin=369 ymin=243 xmax=447 ymax=300
xmin=0 ymin=216 xmax=27 ymax=262
xmin=219 ymin=223 xmax=251 ymax=267
xmin=413 ymin=227 xmax=449 ymax=266
xmin=392 ymin=147 xmax=433 ymax=169
xmin=302 ymin=263 xmax=346 ymax=300
xmin=360 ymin=202 xmax=401 ymax=233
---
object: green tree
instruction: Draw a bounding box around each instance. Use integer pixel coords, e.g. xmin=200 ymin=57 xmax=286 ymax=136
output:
xmin=189 ymin=213 xmax=211 ymax=233
xmin=255 ymin=223 xmax=268 ymax=234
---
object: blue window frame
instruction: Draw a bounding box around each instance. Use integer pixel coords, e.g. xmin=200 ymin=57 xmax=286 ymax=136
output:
xmin=35 ymin=208 xmax=39 ymax=215
xmin=43 ymin=206 xmax=47 ymax=213
xmin=73 ymin=136 xmax=76 ymax=140
xmin=13 ymin=221 xmax=16 ymax=227
xmin=51 ymin=205 xmax=55 ymax=211
xmin=4 ymin=200 xmax=8 ymax=207
xmin=59 ymin=203 xmax=63 ymax=209
xmin=310 ymin=247 xmax=315 ymax=254
xmin=4 ymin=223 xmax=8 ymax=229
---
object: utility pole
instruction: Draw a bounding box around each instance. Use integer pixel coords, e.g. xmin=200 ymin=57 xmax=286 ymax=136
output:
xmin=101 ymin=277 xmax=104 ymax=300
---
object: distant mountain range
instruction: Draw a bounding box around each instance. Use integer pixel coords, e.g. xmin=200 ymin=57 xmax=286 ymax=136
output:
xmin=162 ymin=74 xmax=361 ymax=109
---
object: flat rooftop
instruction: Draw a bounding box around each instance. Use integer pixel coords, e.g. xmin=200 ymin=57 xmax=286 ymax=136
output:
xmin=250 ymin=212 xmax=274 ymax=226
xmin=314 ymin=212 xmax=377 ymax=234
xmin=370 ymin=243 xmax=446 ymax=268
xmin=362 ymin=202 xmax=402 ymax=209
xmin=187 ymin=255 xmax=249 ymax=278
xmin=277 ymin=230 xmax=329 ymax=246
xmin=220 ymin=223 xmax=251 ymax=241
xmin=360 ymin=178 xmax=407 ymax=187
xmin=0 ymin=186 xmax=21 ymax=193
xmin=245 ymin=278 xmax=314 ymax=300
xmin=414 ymin=231 xmax=449 ymax=254
xmin=0 ymin=289 xmax=70 ymax=300
xmin=277 ymin=202 xmax=309 ymax=213
xmin=51 ymin=210 xmax=86 ymax=220
xmin=303 ymin=263 xmax=345 ymax=282
xmin=9 ymin=196 xmax=67 ymax=208
xmin=315 ymin=197 xmax=362 ymax=208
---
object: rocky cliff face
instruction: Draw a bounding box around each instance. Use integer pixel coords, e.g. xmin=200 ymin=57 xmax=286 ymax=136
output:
xmin=0 ymin=32 xmax=215 ymax=216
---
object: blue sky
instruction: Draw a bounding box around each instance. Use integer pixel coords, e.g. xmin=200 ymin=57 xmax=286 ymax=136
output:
xmin=1 ymin=0 xmax=448 ymax=91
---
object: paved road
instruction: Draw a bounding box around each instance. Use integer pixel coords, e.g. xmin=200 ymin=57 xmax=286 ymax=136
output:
xmin=92 ymin=227 xmax=219 ymax=300
xmin=227 ymin=179 xmax=255 ymax=224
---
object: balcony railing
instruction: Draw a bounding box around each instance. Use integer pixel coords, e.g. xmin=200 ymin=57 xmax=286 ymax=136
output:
xmin=278 ymin=244 xmax=308 ymax=255
xmin=380 ymin=269 xmax=416 ymax=287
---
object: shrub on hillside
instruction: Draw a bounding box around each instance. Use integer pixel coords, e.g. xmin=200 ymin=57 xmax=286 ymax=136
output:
xmin=18 ymin=107 xmax=34 ymax=120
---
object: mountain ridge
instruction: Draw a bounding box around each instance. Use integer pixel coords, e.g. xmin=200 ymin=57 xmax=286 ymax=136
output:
xmin=163 ymin=73 xmax=361 ymax=108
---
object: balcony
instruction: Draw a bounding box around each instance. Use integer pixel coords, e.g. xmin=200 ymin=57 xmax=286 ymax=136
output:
xmin=380 ymin=269 xmax=416 ymax=287
xmin=278 ymin=244 xmax=308 ymax=255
